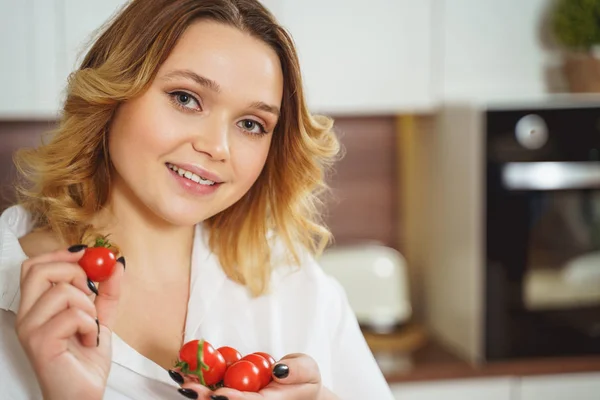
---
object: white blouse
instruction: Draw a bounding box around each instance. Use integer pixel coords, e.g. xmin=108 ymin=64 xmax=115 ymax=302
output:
xmin=0 ymin=205 xmax=394 ymax=400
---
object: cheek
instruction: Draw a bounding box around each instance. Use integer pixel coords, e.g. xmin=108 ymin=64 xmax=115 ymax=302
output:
xmin=109 ymin=96 xmax=177 ymax=165
xmin=233 ymin=138 xmax=271 ymax=184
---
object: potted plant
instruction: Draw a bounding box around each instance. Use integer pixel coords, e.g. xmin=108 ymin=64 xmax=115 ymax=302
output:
xmin=551 ymin=0 xmax=600 ymax=92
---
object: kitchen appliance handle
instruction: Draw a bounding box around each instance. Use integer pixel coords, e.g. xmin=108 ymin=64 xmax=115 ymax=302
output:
xmin=502 ymin=161 xmax=600 ymax=190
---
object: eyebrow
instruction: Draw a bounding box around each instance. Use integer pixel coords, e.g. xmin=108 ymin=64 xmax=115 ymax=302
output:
xmin=162 ymin=69 xmax=281 ymax=118
xmin=249 ymin=101 xmax=280 ymax=118
xmin=162 ymin=69 xmax=221 ymax=93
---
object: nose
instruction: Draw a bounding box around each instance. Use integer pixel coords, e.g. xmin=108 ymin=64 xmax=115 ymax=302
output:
xmin=192 ymin=113 xmax=230 ymax=161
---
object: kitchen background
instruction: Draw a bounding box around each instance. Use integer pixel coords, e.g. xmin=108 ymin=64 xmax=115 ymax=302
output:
xmin=2 ymin=0 xmax=600 ymax=399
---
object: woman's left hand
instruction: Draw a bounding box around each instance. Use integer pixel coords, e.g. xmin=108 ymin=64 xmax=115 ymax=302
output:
xmin=173 ymin=353 xmax=338 ymax=400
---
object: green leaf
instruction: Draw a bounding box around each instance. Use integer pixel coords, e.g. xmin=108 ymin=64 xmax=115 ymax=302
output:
xmin=552 ymin=0 xmax=600 ymax=50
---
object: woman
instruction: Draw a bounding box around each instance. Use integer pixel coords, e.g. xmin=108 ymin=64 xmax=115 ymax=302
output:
xmin=0 ymin=0 xmax=394 ymax=399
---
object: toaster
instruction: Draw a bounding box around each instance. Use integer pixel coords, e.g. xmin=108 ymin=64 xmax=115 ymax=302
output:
xmin=318 ymin=244 xmax=412 ymax=333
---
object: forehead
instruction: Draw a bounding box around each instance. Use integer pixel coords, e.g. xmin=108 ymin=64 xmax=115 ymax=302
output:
xmin=158 ymin=20 xmax=283 ymax=105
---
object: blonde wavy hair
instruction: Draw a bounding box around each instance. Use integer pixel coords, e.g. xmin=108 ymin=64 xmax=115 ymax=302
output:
xmin=14 ymin=0 xmax=340 ymax=296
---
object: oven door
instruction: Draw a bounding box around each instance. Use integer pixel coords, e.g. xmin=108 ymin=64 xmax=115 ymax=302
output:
xmin=485 ymin=161 xmax=600 ymax=360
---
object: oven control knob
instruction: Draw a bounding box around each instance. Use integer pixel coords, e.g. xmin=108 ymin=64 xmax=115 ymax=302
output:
xmin=515 ymin=114 xmax=548 ymax=150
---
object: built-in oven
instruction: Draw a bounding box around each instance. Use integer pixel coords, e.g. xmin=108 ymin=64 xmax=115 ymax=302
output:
xmin=485 ymin=106 xmax=600 ymax=360
xmin=422 ymin=98 xmax=600 ymax=363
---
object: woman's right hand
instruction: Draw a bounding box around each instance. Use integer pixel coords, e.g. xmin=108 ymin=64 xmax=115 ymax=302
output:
xmin=15 ymin=246 xmax=125 ymax=400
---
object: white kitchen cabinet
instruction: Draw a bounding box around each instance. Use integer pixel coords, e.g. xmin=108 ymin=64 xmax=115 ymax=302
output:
xmin=518 ymin=372 xmax=600 ymax=400
xmin=279 ymin=0 xmax=434 ymax=115
xmin=0 ymin=0 xmax=127 ymax=118
xmin=436 ymin=0 xmax=553 ymax=103
xmin=390 ymin=377 xmax=515 ymax=400
xmin=58 ymin=0 xmax=129 ymax=96
xmin=0 ymin=0 xmax=60 ymax=118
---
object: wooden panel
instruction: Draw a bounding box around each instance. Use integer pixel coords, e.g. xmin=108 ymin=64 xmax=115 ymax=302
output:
xmin=324 ymin=116 xmax=400 ymax=249
xmin=0 ymin=121 xmax=53 ymax=210
xmin=0 ymin=117 xmax=402 ymax=251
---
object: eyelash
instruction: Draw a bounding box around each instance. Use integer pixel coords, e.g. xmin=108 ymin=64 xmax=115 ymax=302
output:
xmin=167 ymin=91 xmax=269 ymax=136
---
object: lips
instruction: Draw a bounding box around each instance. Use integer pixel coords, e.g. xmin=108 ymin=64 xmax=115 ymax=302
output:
xmin=166 ymin=162 xmax=224 ymax=184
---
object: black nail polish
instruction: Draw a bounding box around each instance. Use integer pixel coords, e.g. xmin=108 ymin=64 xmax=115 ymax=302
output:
xmin=87 ymin=279 xmax=99 ymax=296
xmin=273 ymin=363 xmax=289 ymax=379
xmin=178 ymin=388 xmax=198 ymax=399
xmin=116 ymin=256 xmax=126 ymax=270
xmin=68 ymin=244 xmax=87 ymax=252
xmin=210 ymin=396 xmax=229 ymax=400
xmin=168 ymin=369 xmax=184 ymax=385
xmin=95 ymin=318 xmax=100 ymax=346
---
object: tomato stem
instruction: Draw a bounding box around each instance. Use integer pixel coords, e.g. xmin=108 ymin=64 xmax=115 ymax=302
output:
xmin=94 ymin=235 xmax=112 ymax=249
xmin=195 ymin=339 xmax=209 ymax=386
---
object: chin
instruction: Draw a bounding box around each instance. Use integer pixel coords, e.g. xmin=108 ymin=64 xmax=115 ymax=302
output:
xmin=146 ymin=200 xmax=216 ymax=227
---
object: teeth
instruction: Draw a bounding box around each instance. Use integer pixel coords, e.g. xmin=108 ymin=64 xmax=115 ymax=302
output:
xmin=167 ymin=163 xmax=216 ymax=186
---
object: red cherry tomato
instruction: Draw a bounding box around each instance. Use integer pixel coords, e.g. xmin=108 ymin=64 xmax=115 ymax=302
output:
xmin=242 ymin=353 xmax=272 ymax=389
xmin=253 ymin=352 xmax=276 ymax=367
xmin=223 ymin=360 xmax=262 ymax=392
xmin=177 ymin=340 xmax=226 ymax=386
xmin=78 ymin=246 xmax=116 ymax=282
xmin=217 ymin=346 xmax=242 ymax=367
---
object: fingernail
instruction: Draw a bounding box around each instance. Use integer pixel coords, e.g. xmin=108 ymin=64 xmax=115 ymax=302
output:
xmin=68 ymin=244 xmax=87 ymax=252
xmin=210 ymin=396 xmax=229 ymax=400
xmin=273 ymin=363 xmax=289 ymax=379
xmin=168 ymin=369 xmax=184 ymax=385
xmin=178 ymin=388 xmax=198 ymax=399
xmin=116 ymin=256 xmax=126 ymax=270
xmin=87 ymin=279 xmax=99 ymax=296
xmin=96 ymin=318 xmax=100 ymax=346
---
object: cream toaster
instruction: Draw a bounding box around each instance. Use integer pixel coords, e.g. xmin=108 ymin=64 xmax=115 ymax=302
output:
xmin=318 ymin=244 xmax=412 ymax=333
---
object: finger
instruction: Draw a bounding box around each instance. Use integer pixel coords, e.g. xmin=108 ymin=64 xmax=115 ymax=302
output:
xmin=94 ymin=257 xmax=125 ymax=330
xmin=167 ymin=367 xmax=201 ymax=386
xmin=17 ymin=282 xmax=97 ymax=338
xmin=176 ymin=382 xmax=213 ymax=399
xmin=27 ymin=308 xmax=98 ymax=363
xmin=45 ymin=307 xmax=98 ymax=347
xmin=211 ymin=387 xmax=263 ymax=400
xmin=20 ymin=246 xmax=86 ymax=280
xmin=19 ymin=259 xmax=92 ymax=319
xmin=271 ymin=353 xmax=320 ymax=385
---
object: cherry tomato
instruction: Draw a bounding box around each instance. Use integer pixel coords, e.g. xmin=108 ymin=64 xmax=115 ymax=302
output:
xmin=177 ymin=339 xmax=226 ymax=386
xmin=253 ymin=352 xmax=276 ymax=367
xmin=217 ymin=346 xmax=242 ymax=367
xmin=242 ymin=353 xmax=272 ymax=389
xmin=223 ymin=360 xmax=262 ymax=392
xmin=78 ymin=246 xmax=116 ymax=282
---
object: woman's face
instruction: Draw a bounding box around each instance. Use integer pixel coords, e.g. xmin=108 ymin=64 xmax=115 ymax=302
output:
xmin=108 ymin=20 xmax=283 ymax=226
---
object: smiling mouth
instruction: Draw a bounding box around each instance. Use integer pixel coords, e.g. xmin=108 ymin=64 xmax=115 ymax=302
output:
xmin=167 ymin=163 xmax=217 ymax=186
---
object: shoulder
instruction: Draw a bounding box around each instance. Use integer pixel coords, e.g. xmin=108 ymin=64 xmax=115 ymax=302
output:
xmin=0 ymin=205 xmax=34 ymax=313
xmin=0 ymin=205 xmax=33 ymax=262
xmin=1 ymin=205 xmax=60 ymax=258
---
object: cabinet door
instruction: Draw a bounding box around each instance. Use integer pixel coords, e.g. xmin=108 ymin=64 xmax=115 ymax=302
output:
xmin=58 ymin=0 xmax=129 ymax=91
xmin=0 ymin=0 xmax=59 ymax=118
xmin=390 ymin=377 xmax=515 ymax=400
xmin=519 ymin=372 xmax=600 ymax=400
xmin=437 ymin=0 xmax=551 ymax=102
xmin=281 ymin=0 xmax=434 ymax=115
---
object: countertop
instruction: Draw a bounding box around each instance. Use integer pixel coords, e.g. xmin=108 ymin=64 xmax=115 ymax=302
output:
xmin=362 ymin=324 xmax=600 ymax=384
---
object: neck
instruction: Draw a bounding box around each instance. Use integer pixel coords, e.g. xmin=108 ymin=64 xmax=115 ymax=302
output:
xmin=92 ymin=176 xmax=195 ymax=279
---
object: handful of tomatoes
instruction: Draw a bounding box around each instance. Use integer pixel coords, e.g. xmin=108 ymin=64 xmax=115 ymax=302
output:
xmin=175 ymin=339 xmax=277 ymax=392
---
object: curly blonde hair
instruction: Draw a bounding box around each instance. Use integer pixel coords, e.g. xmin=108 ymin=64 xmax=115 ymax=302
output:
xmin=14 ymin=0 xmax=340 ymax=296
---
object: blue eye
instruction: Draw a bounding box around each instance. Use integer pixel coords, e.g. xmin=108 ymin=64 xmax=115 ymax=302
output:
xmin=169 ymin=91 xmax=201 ymax=111
xmin=237 ymin=119 xmax=267 ymax=135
